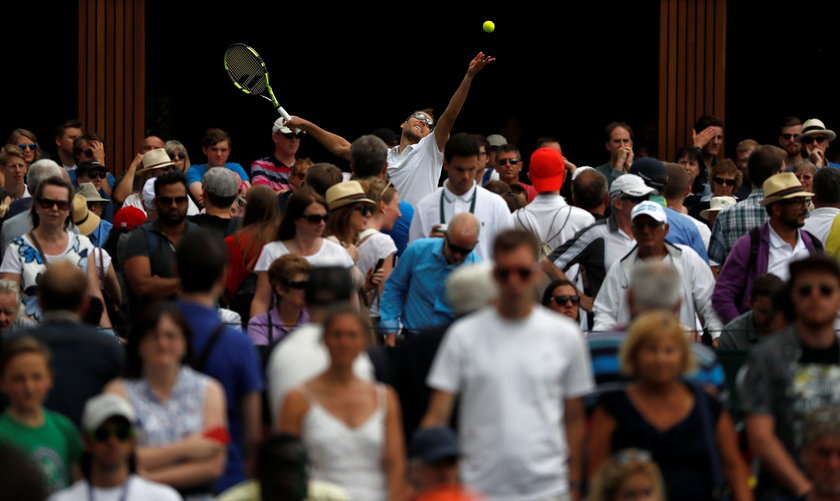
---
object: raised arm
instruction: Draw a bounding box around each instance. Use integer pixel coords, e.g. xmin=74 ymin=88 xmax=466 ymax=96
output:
xmin=283 ymin=116 xmax=352 ymax=161
xmin=434 ymin=52 xmax=495 ymax=151
xmin=113 ymin=153 xmax=143 ymax=204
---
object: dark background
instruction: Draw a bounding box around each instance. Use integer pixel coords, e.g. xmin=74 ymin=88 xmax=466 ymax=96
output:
xmin=3 ymin=1 xmax=839 ymax=174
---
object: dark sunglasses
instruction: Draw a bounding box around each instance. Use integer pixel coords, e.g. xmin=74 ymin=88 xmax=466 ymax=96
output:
xmin=713 ymin=177 xmax=736 ymax=186
xmin=446 ymin=238 xmax=476 ymax=256
xmin=158 ymin=196 xmax=188 ymax=205
xmin=632 ymin=219 xmax=665 ymax=230
xmin=282 ymin=132 xmax=304 ymax=140
xmin=497 ymin=158 xmax=521 ymax=166
xmin=353 ymin=204 xmax=374 ymax=217
xmin=410 ymin=112 xmax=434 ymax=129
xmin=797 ymin=283 xmax=836 ymax=298
xmin=162 ymin=164 xmax=178 ymax=173
xmin=86 ymin=171 xmax=108 ymax=180
xmin=803 ymin=135 xmax=828 ymax=144
xmin=494 ymin=266 xmax=534 ymax=281
xmin=37 ymin=197 xmax=70 ymax=210
xmin=302 ymin=213 xmax=329 ymax=224
xmin=552 ymin=295 xmax=581 ymax=305
xmin=92 ymin=424 xmax=134 ymax=442
xmin=621 ymin=194 xmax=649 ymax=204
xmin=17 ymin=143 xmax=36 ymax=150
xmin=169 ymin=152 xmax=186 ymax=161
xmin=288 ymin=280 xmax=309 ymax=290
xmin=780 ymin=133 xmax=797 ymax=140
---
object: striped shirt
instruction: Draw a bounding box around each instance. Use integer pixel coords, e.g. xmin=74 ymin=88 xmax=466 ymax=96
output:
xmin=708 ymin=188 xmax=766 ymax=265
xmin=250 ymin=155 xmax=293 ymax=193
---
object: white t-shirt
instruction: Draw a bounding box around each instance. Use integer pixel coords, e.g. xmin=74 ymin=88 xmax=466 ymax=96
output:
xmin=48 ymin=475 xmax=181 ymax=501
xmin=409 ymin=184 xmax=513 ymax=261
xmin=427 ymin=306 xmax=594 ymax=501
xmin=123 ymin=187 xmax=199 ymax=216
xmin=387 ymin=133 xmax=444 ymax=206
xmin=267 ymin=324 xmax=375 ymax=424
xmin=357 ymin=231 xmax=397 ymax=317
xmin=254 ymin=239 xmax=354 ymax=273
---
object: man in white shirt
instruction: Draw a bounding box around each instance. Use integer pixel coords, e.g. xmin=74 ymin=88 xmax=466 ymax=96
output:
xmin=594 ymin=201 xmax=722 ymax=335
xmin=803 ymin=167 xmax=840 ymax=245
xmin=423 ymin=229 xmax=594 ymax=501
xmin=513 ymin=147 xmax=594 ymax=255
xmin=409 ymin=134 xmax=512 ymax=261
xmin=284 ymin=53 xmax=495 ymax=206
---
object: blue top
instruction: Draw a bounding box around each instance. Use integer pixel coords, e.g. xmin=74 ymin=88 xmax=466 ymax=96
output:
xmin=664 ymin=207 xmax=709 ymax=263
xmin=176 ymin=300 xmax=265 ymax=492
xmin=186 ymin=163 xmax=250 ymax=185
xmin=378 ymin=238 xmax=480 ymax=335
xmin=89 ymin=220 xmax=113 ymax=247
xmin=381 ymin=200 xmax=414 ymax=258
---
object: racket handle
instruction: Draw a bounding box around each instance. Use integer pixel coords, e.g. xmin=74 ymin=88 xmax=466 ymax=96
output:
xmin=277 ymin=107 xmax=302 ymax=134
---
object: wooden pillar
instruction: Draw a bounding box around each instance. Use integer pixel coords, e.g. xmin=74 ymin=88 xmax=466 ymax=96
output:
xmin=78 ymin=0 xmax=145 ymax=175
xmin=658 ymin=0 xmax=726 ymax=161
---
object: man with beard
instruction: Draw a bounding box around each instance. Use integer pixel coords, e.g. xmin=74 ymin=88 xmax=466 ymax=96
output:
xmin=284 ymin=52 xmax=495 ymax=206
xmin=779 ymin=117 xmax=804 ymax=170
xmin=123 ymin=171 xmax=203 ymax=306
xmin=713 ymin=173 xmax=821 ymax=325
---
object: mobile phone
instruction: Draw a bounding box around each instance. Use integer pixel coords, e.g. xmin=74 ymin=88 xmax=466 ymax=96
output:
xmin=374 ymin=258 xmax=385 ymax=273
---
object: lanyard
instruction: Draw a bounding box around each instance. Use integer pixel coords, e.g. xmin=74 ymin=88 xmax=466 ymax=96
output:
xmin=439 ymin=186 xmax=477 ymax=225
xmin=87 ymin=479 xmax=130 ymax=501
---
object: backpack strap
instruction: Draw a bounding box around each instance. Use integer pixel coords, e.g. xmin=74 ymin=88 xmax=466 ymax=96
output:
xmin=804 ymin=230 xmax=825 ymax=253
xmin=194 ymin=323 xmax=226 ymax=372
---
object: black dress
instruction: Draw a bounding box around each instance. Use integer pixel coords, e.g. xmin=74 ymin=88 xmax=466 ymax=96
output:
xmin=598 ymin=383 xmax=724 ymax=501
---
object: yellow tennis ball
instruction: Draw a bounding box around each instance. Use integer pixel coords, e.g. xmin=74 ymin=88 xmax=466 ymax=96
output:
xmin=483 ymin=20 xmax=495 ymax=33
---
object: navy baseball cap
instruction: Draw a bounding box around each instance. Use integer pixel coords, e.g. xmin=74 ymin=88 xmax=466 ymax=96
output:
xmin=409 ymin=427 xmax=460 ymax=463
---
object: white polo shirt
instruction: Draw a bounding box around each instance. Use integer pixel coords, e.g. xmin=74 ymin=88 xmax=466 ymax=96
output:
xmin=409 ymin=182 xmax=513 ymax=261
xmin=767 ymin=225 xmax=810 ymax=281
xmin=803 ymin=206 xmax=840 ymax=245
xmin=387 ymin=133 xmax=444 ymax=206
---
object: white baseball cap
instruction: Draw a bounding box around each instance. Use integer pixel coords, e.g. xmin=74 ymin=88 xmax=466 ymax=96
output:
xmin=610 ymin=174 xmax=656 ymax=197
xmin=631 ymin=200 xmax=668 ymax=224
xmin=82 ymin=394 xmax=136 ymax=432
xmin=272 ymin=117 xmax=293 ymax=135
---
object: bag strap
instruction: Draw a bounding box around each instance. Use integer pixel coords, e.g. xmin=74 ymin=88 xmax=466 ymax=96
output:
xmin=546 ymin=206 xmax=573 ymax=246
xmin=194 ymin=322 xmax=226 ymax=372
xmin=27 ymin=232 xmax=47 ymax=263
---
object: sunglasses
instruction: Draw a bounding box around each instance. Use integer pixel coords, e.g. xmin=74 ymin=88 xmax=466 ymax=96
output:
xmin=621 ymin=194 xmax=649 ymax=204
xmin=91 ymin=424 xmax=134 ymax=442
xmin=797 ymin=283 xmax=836 ymax=298
xmin=282 ymin=132 xmax=304 ymax=139
xmin=803 ymin=135 xmax=828 ymax=145
xmin=713 ymin=177 xmax=736 ymax=186
xmin=497 ymin=158 xmax=521 ymax=166
xmin=410 ymin=112 xmax=434 ymax=129
xmin=552 ymin=295 xmax=581 ymax=305
xmin=494 ymin=266 xmax=534 ymax=281
xmin=86 ymin=171 xmax=108 ymax=180
xmin=82 ymin=148 xmax=95 ymax=158
xmin=780 ymin=133 xmax=798 ymax=140
xmin=37 ymin=197 xmax=70 ymax=210
xmin=161 ymin=164 xmax=178 ymax=173
xmin=353 ymin=204 xmax=374 ymax=217
xmin=17 ymin=143 xmax=36 ymax=151
xmin=632 ymin=219 xmax=665 ymax=230
xmin=302 ymin=213 xmax=329 ymax=224
xmin=288 ymin=280 xmax=309 ymax=290
xmin=169 ymin=152 xmax=186 ymax=161
xmin=446 ymin=238 xmax=476 ymax=256
xmin=158 ymin=196 xmax=188 ymax=205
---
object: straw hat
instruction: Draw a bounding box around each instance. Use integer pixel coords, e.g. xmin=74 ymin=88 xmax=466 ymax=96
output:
xmin=795 ymin=118 xmax=836 ymax=143
xmin=700 ymin=196 xmax=737 ymax=220
xmin=325 ymin=181 xmax=375 ymax=211
xmin=138 ymin=148 xmax=175 ymax=172
xmin=760 ymin=173 xmax=814 ymax=207
xmin=72 ymin=193 xmax=101 ymax=236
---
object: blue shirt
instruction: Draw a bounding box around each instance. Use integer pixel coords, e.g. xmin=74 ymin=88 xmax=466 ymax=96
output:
xmin=381 ymin=200 xmax=414 ymax=258
xmin=378 ymin=238 xmax=481 ymax=335
xmin=664 ymin=207 xmax=709 ymax=263
xmin=186 ymin=163 xmax=250 ymax=185
xmin=176 ymin=300 xmax=265 ymax=492
xmin=89 ymin=220 xmax=112 ymax=247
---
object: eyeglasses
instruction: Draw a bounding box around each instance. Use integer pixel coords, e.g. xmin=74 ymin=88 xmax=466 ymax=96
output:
xmin=410 ymin=113 xmax=434 ymax=129
xmin=87 ymin=171 xmax=108 ymax=180
xmin=158 ymin=196 xmax=188 ymax=206
xmin=803 ymin=135 xmax=829 ymax=145
xmin=497 ymin=158 xmax=521 ymax=166
xmin=713 ymin=177 xmax=736 ymax=186
xmin=779 ymin=197 xmax=809 ymax=207
xmin=780 ymin=134 xmax=798 ymax=140
xmin=797 ymin=283 xmax=837 ymax=298
xmin=91 ymin=424 xmax=134 ymax=443
xmin=162 ymin=164 xmax=178 ymax=173
xmin=353 ymin=204 xmax=374 ymax=217
xmin=632 ymin=219 xmax=665 ymax=230
xmin=301 ymin=213 xmax=329 ymax=224
xmin=37 ymin=197 xmax=70 ymax=210
xmin=17 ymin=143 xmax=36 ymax=151
xmin=282 ymin=132 xmax=304 ymax=140
xmin=552 ymin=295 xmax=580 ymax=305
xmin=446 ymin=238 xmax=476 ymax=256
xmin=620 ymin=194 xmax=649 ymax=204
xmin=169 ymin=152 xmax=186 ymax=161
xmin=288 ymin=280 xmax=309 ymax=290
xmin=494 ymin=266 xmax=534 ymax=281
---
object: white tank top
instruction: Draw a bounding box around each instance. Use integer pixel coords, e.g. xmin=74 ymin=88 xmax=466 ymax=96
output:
xmin=300 ymin=383 xmax=388 ymax=501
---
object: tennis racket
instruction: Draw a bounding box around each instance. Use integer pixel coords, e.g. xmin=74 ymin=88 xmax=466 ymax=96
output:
xmin=224 ymin=43 xmax=292 ymax=122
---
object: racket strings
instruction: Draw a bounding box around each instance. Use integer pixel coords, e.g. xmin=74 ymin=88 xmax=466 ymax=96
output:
xmin=225 ymin=47 xmax=268 ymax=94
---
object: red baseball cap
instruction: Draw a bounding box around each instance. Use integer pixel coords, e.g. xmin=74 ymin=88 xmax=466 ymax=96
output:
xmin=529 ymin=147 xmax=566 ymax=193
xmin=113 ymin=206 xmax=147 ymax=231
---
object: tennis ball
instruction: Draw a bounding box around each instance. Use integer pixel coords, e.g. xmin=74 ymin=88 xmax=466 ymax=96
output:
xmin=483 ymin=20 xmax=495 ymax=33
